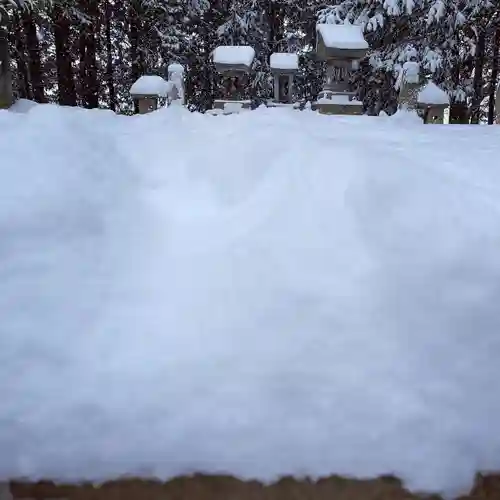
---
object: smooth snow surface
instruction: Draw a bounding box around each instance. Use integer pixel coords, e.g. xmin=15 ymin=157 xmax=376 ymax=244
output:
xmin=213 ymin=46 xmax=255 ymax=67
xmin=2 ymin=104 xmax=500 ymax=499
xmin=418 ymin=81 xmax=449 ymax=105
xmin=270 ymin=53 xmax=299 ymax=71
xmin=317 ymin=23 xmax=368 ymax=50
xmin=130 ymin=75 xmax=172 ymax=97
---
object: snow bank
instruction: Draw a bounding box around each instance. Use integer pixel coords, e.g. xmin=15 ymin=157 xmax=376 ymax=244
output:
xmin=2 ymin=104 xmax=500 ymax=498
xmin=130 ymin=75 xmax=172 ymax=97
xmin=316 ymin=23 xmax=368 ymax=49
xmin=213 ymin=46 xmax=255 ymax=67
xmin=270 ymin=53 xmax=299 ymax=71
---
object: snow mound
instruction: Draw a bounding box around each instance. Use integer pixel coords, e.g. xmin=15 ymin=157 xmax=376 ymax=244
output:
xmin=1 ymin=105 xmax=500 ymax=499
xmin=418 ymin=81 xmax=449 ymax=105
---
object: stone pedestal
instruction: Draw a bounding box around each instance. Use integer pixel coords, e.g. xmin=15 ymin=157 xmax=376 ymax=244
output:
xmin=316 ymin=61 xmax=362 ymax=115
xmin=0 ymin=22 xmax=14 ymax=110
xmin=213 ymin=98 xmax=251 ymax=115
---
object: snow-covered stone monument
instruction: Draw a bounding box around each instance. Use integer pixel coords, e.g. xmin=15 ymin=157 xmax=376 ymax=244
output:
xmin=167 ymin=62 xmax=185 ymax=105
xmin=314 ymin=22 xmax=368 ymax=115
xmin=417 ymin=81 xmax=449 ymax=124
xmin=269 ymin=53 xmax=299 ymax=105
xmin=398 ymin=61 xmax=421 ymax=112
xmin=130 ymin=75 xmax=172 ymax=114
xmin=212 ymin=45 xmax=255 ymax=113
xmin=0 ymin=17 xmax=13 ymax=109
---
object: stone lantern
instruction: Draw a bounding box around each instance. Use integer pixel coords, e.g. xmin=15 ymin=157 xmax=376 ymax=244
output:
xmin=130 ymin=75 xmax=172 ymax=114
xmin=417 ymin=81 xmax=449 ymax=124
xmin=314 ymin=22 xmax=368 ymax=115
xmin=269 ymin=53 xmax=299 ymax=105
xmin=212 ymin=45 xmax=255 ymax=113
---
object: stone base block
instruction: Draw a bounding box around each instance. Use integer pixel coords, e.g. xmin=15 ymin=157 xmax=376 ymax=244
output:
xmin=312 ymin=102 xmax=363 ymax=116
xmin=213 ymin=99 xmax=251 ymax=111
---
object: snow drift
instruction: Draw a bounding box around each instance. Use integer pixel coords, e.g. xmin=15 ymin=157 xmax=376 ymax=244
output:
xmin=1 ymin=103 xmax=500 ymax=498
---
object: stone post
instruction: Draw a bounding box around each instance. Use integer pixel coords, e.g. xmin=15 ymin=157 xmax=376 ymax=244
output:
xmin=273 ymin=75 xmax=280 ymax=103
xmin=398 ymin=61 xmax=422 ymax=111
xmin=0 ymin=19 xmax=14 ymax=110
xmin=167 ymin=63 xmax=185 ymax=105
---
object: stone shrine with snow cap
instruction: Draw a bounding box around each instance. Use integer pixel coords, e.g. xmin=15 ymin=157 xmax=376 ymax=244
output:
xmin=212 ymin=46 xmax=255 ymax=113
xmin=417 ymin=81 xmax=449 ymax=124
xmin=270 ymin=53 xmax=299 ymax=104
xmin=314 ymin=22 xmax=368 ymax=115
xmin=130 ymin=75 xmax=172 ymax=114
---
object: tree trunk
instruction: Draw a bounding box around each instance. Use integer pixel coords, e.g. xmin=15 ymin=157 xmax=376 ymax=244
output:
xmin=52 ymin=4 xmax=77 ymax=106
xmin=22 ymin=10 xmax=46 ymax=103
xmin=78 ymin=0 xmax=99 ymax=108
xmin=470 ymin=29 xmax=486 ymax=124
xmin=0 ymin=17 xmax=14 ymax=109
xmin=488 ymin=27 xmax=500 ymax=125
xmin=129 ymin=0 xmax=143 ymax=113
xmin=85 ymin=0 xmax=99 ymax=108
xmin=12 ymin=12 xmax=32 ymax=100
xmin=104 ymin=0 xmax=116 ymax=111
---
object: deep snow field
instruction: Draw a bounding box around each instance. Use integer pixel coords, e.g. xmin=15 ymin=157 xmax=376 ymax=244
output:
xmin=1 ymin=102 xmax=500 ymax=497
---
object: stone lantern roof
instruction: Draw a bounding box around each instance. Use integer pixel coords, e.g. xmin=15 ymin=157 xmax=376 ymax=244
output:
xmin=316 ymin=23 xmax=368 ymax=60
xmin=212 ymin=46 xmax=255 ymax=73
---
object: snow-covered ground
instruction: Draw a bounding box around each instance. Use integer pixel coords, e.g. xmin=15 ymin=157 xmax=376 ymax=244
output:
xmin=1 ymin=102 xmax=500 ymax=498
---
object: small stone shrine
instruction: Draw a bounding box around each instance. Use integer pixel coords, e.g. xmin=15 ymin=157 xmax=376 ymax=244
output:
xmin=269 ymin=53 xmax=299 ymax=105
xmin=314 ymin=22 xmax=368 ymax=115
xmin=130 ymin=75 xmax=171 ymax=114
xmin=417 ymin=81 xmax=449 ymax=124
xmin=212 ymin=45 xmax=255 ymax=113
